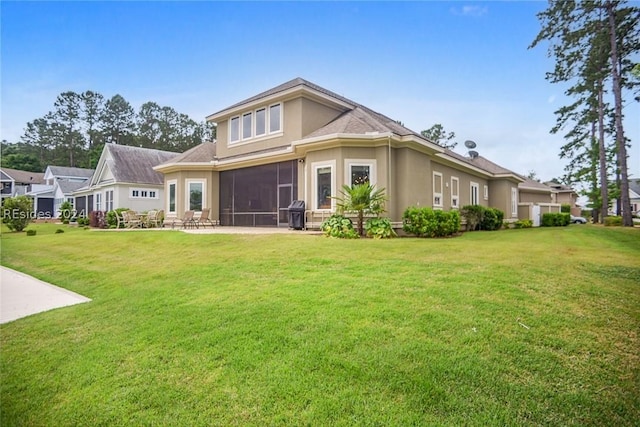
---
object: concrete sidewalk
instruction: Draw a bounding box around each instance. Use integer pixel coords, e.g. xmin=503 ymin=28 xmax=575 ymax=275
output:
xmin=0 ymin=266 xmax=91 ymax=324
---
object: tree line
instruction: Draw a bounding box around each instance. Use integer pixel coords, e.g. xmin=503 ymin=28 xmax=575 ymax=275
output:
xmin=1 ymin=91 xmax=216 ymax=172
xmin=530 ymin=0 xmax=639 ymax=226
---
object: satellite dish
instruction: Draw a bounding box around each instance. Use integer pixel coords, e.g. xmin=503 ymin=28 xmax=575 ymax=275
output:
xmin=468 ymin=150 xmax=479 ymax=159
xmin=464 ymin=140 xmax=477 ymax=149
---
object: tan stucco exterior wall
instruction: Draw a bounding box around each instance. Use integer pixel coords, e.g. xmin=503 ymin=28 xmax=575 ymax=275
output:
xmin=488 ymin=179 xmax=519 ymax=219
xmin=163 ymin=170 xmax=219 ymax=220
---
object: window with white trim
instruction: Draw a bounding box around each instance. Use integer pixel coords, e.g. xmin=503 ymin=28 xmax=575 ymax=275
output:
xmin=229 ymin=102 xmax=282 ymax=144
xmin=230 ymin=116 xmax=240 ymax=142
xmin=345 ymin=159 xmax=376 ymax=187
xmin=242 ymin=112 xmax=253 ymax=139
xmin=433 ymin=172 xmax=443 ymax=208
xmin=186 ymin=180 xmax=206 ymax=212
xmin=511 ymin=187 xmax=518 ymax=216
xmin=484 ymin=185 xmax=489 ymax=200
xmin=313 ymin=162 xmax=335 ymax=210
xmin=168 ymin=180 xmax=177 ymax=214
xmin=255 ymin=108 xmax=266 ymax=136
xmin=470 ymin=182 xmax=479 ymax=205
xmin=269 ymin=103 xmax=281 ymax=133
xmin=451 ymin=177 xmax=459 ymax=209
xmin=95 ymin=192 xmax=102 ymax=211
xmin=105 ymin=190 xmax=114 ymax=212
xmin=130 ymin=189 xmax=158 ymax=199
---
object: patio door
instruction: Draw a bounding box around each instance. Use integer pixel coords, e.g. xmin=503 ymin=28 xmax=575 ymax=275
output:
xmin=278 ymin=184 xmax=293 ymax=227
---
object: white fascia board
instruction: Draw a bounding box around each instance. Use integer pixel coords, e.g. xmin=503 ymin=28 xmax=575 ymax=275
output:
xmin=434 ymin=153 xmax=492 ymax=177
xmin=293 ymin=132 xmax=394 ymax=147
xmin=214 ymin=147 xmax=294 ymax=167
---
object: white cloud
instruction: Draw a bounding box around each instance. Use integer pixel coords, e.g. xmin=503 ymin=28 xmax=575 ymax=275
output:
xmin=450 ymin=5 xmax=488 ymax=17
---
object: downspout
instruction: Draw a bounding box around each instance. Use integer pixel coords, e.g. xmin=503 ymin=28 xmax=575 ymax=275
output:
xmin=388 ymin=135 xmax=392 ymax=221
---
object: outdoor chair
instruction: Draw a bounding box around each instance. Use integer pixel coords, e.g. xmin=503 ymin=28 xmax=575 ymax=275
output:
xmin=181 ymin=210 xmax=197 ymax=229
xmin=195 ymin=208 xmax=217 ymax=228
xmin=146 ymin=210 xmax=161 ymax=228
xmin=123 ymin=210 xmax=142 ymax=228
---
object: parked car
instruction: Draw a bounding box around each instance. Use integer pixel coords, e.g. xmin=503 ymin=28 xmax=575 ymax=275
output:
xmin=570 ymin=215 xmax=587 ymax=224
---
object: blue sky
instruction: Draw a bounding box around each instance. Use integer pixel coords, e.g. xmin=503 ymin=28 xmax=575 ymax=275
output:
xmin=2 ymin=1 xmax=638 ymax=183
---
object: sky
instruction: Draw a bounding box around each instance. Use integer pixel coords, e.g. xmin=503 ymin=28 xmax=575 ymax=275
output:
xmin=1 ymin=1 xmax=638 ymax=185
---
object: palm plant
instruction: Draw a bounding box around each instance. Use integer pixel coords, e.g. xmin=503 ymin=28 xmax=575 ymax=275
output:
xmin=335 ymin=183 xmax=387 ymax=236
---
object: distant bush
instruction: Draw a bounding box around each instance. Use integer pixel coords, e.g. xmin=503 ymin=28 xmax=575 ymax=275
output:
xmin=26 ymin=229 xmax=37 ymax=236
xmin=513 ymin=219 xmax=533 ymax=229
xmin=561 ymin=204 xmax=571 ymax=213
xmin=604 ymin=216 xmax=623 ymax=227
xmin=76 ymin=217 xmax=90 ymax=226
xmin=1 ymin=196 xmax=33 ymax=232
xmin=365 ymin=217 xmax=397 ymax=239
xmin=542 ymin=212 xmax=570 ymax=227
xmin=55 ymin=229 xmax=65 ymax=234
xmin=402 ymin=207 xmax=460 ymax=238
xmin=321 ymin=214 xmax=359 ymax=239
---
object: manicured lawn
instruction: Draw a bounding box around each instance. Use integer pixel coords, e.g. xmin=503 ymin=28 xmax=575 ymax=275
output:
xmin=1 ymin=224 xmax=639 ymax=426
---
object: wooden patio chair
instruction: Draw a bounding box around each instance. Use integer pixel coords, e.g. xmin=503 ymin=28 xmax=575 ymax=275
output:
xmin=123 ymin=210 xmax=142 ymax=228
xmin=195 ymin=208 xmax=216 ymax=228
xmin=146 ymin=210 xmax=161 ymax=228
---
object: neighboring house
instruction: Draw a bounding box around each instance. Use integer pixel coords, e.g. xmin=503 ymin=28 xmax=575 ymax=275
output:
xmin=1 ymin=167 xmax=46 ymax=201
xmin=609 ymin=178 xmax=640 ymax=217
xmin=517 ymin=178 xmax=560 ymax=226
xmin=1 ymin=166 xmax=92 ymax=218
xmin=630 ymin=179 xmax=640 ymax=216
xmin=41 ymin=166 xmax=94 ymax=217
xmin=543 ymin=181 xmax=581 ymax=215
xmin=73 ymin=143 xmax=179 ymax=215
xmin=155 ymin=77 xmax=547 ymax=228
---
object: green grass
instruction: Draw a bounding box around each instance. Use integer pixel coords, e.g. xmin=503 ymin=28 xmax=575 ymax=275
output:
xmin=1 ymin=224 xmax=639 ymax=426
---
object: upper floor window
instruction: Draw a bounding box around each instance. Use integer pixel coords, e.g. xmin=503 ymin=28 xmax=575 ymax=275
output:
xmin=269 ymin=104 xmax=281 ymax=133
xmin=229 ymin=103 xmax=282 ymax=144
xmin=130 ymin=189 xmax=158 ymax=199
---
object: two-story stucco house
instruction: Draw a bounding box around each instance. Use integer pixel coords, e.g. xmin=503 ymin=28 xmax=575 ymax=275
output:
xmin=155 ymin=78 xmax=548 ymax=229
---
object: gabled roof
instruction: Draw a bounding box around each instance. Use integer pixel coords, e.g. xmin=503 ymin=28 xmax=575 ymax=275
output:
xmin=543 ymin=181 xmax=575 ymax=192
xmin=518 ymin=176 xmax=554 ymax=192
xmin=104 ymin=144 xmax=179 ymax=185
xmin=56 ymin=179 xmax=88 ymax=194
xmin=0 ymin=167 xmax=45 ymax=184
xmin=46 ymin=166 xmax=94 ymax=179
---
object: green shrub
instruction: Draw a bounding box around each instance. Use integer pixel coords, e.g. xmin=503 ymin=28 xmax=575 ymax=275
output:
xmin=604 ymin=216 xmax=623 ymax=226
xmin=364 ymin=217 xmax=397 ymax=239
xmin=76 ymin=217 xmax=90 ymax=226
xmin=320 ymin=214 xmax=359 ymax=239
xmin=402 ymin=207 xmax=460 ymax=238
xmin=561 ymin=204 xmax=571 ymax=213
xmin=58 ymin=201 xmax=74 ymax=220
xmin=107 ymin=208 xmax=129 ymax=228
xmin=55 ymin=229 xmax=65 ymax=234
xmin=542 ymin=213 xmax=570 ymax=227
xmin=480 ymin=208 xmax=504 ymax=231
xmin=513 ymin=219 xmax=533 ymax=229
xmin=460 ymin=205 xmax=484 ymax=231
xmin=26 ymin=229 xmax=37 ymax=236
xmin=1 ymin=195 xmax=33 ymax=232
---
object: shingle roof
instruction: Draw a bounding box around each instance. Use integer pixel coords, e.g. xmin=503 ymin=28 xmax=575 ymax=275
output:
xmin=443 ymin=149 xmax=519 ymax=177
xmin=47 ymin=166 xmax=94 ymax=178
xmin=161 ymin=142 xmax=217 ymax=164
xmin=0 ymin=167 xmax=46 ymax=184
xmin=57 ymin=179 xmax=89 ymax=194
xmin=213 ymin=77 xmax=423 ymax=140
xmin=518 ymin=177 xmax=553 ymax=191
xmin=628 ymin=178 xmax=640 ymax=195
xmin=106 ymin=144 xmax=180 ymax=185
